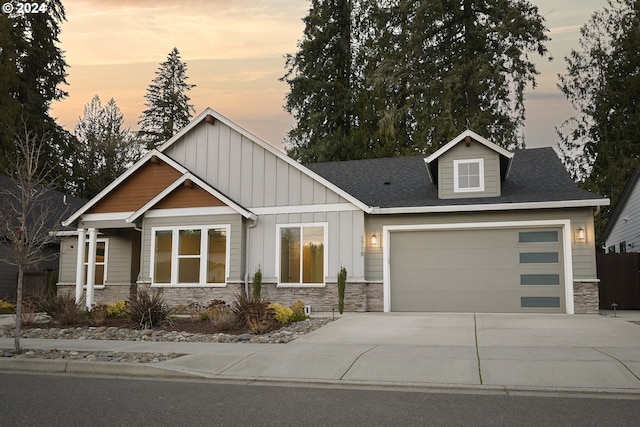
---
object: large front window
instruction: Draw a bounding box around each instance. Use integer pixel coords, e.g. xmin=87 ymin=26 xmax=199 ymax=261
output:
xmin=85 ymin=239 xmax=108 ymax=285
xmin=151 ymin=226 xmax=229 ymax=285
xmin=278 ymin=224 xmax=326 ymax=285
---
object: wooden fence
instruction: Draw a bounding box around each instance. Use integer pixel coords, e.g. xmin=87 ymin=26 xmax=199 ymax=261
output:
xmin=597 ymin=252 xmax=640 ymax=310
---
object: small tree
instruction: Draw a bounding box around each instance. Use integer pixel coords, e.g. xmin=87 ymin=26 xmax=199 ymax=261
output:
xmin=252 ymin=265 xmax=262 ymax=300
xmin=337 ymin=266 xmax=347 ymax=314
xmin=0 ymin=124 xmax=67 ymax=351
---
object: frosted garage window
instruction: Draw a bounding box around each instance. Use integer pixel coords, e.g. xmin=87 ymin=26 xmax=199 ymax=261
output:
xmin=519 ymin=252 xmax=558 ymax=263
xmin=520 ymin=274 xmax=560 ymax=285
xmin=519 ymin=231 xmax=558 ymax=243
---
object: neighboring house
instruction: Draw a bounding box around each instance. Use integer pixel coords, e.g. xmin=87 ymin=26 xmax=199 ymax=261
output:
xmin=0 ymin=175 xmax=85 ymax=299
xmin=58 ymin=108 xmax=609 ymax=314
xmin=600 ymin=168 xmax=640 ymax=253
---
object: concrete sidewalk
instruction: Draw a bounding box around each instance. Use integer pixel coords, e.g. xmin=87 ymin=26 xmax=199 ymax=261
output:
xmin=1 ymin=312 xmax=640 ymax=395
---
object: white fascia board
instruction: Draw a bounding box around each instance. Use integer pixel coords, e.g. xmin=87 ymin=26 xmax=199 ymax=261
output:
xmin=144 ymin=206 xmax=238 ymax=218
xmin=186 ymin=173 xmax=256 ymax=220
xmin=425 ymin=130 xmax=514 ymax=164
xmin=158 ymin=107 xmax=372 ymax=214
xmin=371 ymin=198 xmax=611 ymax=215
xmin=251 ymin=203 xmax=360 ymax=215
xmin=62 ymin=150 xmax=188 ymax=226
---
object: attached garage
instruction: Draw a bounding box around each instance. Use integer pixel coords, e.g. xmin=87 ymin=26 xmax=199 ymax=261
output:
xmin=385 ymin=222 xmax=571 ymax=313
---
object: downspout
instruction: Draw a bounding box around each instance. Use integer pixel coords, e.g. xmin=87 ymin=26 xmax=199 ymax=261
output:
xmin=244 ymin=216 xmax=258 ymax=296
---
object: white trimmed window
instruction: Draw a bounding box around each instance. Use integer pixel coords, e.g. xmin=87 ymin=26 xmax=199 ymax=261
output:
xmin=277 ymin=223 xmax=327 ymax=286
xmin=454 ymin=158 xmax=484 ymax=192
xmin=151 ymin=225 xmax=230 ymax=286
xmin=85 ymin=239 xmax=108 ymax=285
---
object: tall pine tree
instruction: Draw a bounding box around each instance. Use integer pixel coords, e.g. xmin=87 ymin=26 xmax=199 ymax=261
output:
xmin=138 ymin=48 xmax=195 ymax=150
xmin=70 ymin=96 xmax=143 ymax=198
xmin=0 ymin=0 xmax=73 ymax=181
xmin=557 ymin=0 xmax=640 ymax=235
xmin=283 ymin=0 xmax=549 ymax=161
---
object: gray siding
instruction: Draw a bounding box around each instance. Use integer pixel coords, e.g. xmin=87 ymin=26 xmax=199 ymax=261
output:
xmin=364 ymin=208 xmax=597 ymax=281
xmin=438 ymin=143 xmax=500 ymax=199
xmin=605 ymin=181 xmax=640 ymax=252
xmin=140 ymin=214 xmax=244 ymax=282
xmin=163 ymin=120 xmax=347 ymax=209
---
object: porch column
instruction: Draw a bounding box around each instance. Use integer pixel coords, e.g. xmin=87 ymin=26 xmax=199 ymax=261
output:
xmin=86 ymin=228 xmax=97 ymax=309
xmin=75 ymin=228 xmax=86 ymax=303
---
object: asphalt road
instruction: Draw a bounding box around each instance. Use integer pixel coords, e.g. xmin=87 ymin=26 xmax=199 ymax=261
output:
xmin=2 ymin=373 xmax=640 ymax=426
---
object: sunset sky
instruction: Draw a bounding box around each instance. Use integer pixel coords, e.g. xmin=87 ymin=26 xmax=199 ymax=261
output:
xmin=49 ymin=0 xmax=608 ymax=150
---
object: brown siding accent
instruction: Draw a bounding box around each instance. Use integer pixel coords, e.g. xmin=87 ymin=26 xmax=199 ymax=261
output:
xmin=89 ymin=160 xmax=182 ymax=213
xmin=153 ymin=184 xmax=226 ymax=209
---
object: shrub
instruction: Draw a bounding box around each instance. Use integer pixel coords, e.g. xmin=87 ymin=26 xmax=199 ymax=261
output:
xmin=252 ymin=266 xmax=262 ymax=300
xmin=337 ymin=266 xmax=347 ymax=314
xmin=231 ymin=292 xmax=274 ymax=334
xmin=269 ymin=303 xmax=294 ymax=324
xmin=0 ymin=299 xmax=15 ymax=314
xmin=106 ymin=300 xmax=127 ymax=318
xmin=36 ymin=294 xmax=84 ymax=325
xmin=88 ymin=304 xmax=108 ymax=326
xmin=289 ymin=300 xmax=309 ymax=322
xmin=126 ymin=286 xmax=173 ymax=329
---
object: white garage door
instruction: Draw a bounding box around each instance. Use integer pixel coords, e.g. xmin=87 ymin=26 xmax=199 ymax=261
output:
xmin=388 ymin=227 xmax=565 ymax=313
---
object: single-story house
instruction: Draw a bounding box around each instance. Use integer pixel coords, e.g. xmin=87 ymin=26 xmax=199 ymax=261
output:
xmin=600 ymin=168 xmax=640 ymax=253
xmin=58 ymin=108 xmax=609 ymax=314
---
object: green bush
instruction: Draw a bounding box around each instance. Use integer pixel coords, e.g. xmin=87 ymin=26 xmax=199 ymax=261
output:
xmin=337 ymin=266 xmax=347 ymax=314
xmin=106 ymin=300 xmax=127 ymax=318
xmin=36 ymin=293 xmax=84 ymax=325
xmin=252 ymin=266 xmax=262 ymax=300
xmin=0 ymin=299 xmax=15 ymax=314
xmin=126 ymin=286 xmax=173 ymax=329
xmin=269 ymin=303 xmax=294 ymax=324
xmin=289 ymin=300 xmax=309 ymax=322
xmin=231 ymin=292 xmax=274 ymax=334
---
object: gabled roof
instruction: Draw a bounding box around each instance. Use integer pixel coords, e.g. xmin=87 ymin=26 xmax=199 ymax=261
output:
xmin=599 ymin=168 xmax=640 ymax=245
xmin=126 ymin=172 xmax=256 ymax=223
xmin=62 ymin=150 xmax=189 ymax=226
xmin=307 ymin=147 xmax=609 ymax=213
xmin=159 ymin=108 xmax=372 ymax=213
xmin=424 ymin=130 xmax=514 ymax=184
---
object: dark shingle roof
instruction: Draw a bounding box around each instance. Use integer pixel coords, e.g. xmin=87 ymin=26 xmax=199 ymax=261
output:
xmin=306 ymin=147 xmax=605 ymax=208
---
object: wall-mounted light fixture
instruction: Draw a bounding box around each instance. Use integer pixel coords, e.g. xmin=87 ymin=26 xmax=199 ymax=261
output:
xmin=371 ymin=233 xmax=379 ymax=247
xmin=576 ymin=227 xmax=586 ymax=241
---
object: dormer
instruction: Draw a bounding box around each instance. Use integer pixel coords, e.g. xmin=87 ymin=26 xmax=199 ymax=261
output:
xmin=424 ymin=130 xmax=514 ymax=200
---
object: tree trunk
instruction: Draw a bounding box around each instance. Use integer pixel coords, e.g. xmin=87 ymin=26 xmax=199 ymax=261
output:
xmin=14 ymin=264 xmax=23 ymax=352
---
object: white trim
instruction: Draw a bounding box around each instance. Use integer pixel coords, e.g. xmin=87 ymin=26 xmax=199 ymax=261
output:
xmin=62 ymin=150 xmax=189 ymax=227
xmin=127 ymin=172 xmax=256 ymax=223
xmin=158 ymin=108 xmax=372 ymax=213
xmin=371 ymin=198 xmax=610 ymax=215
xmin=84 ymin=238 xmax=109 ymax=285
xmin=149 ymin=224 xmax=231 ymax=287
xmin=453 ymin=158 xmax=485 ymax=193
xmin=425 ymin=130 xmax=514 ymax=164
xmin=81 ymin=212 xmax=134 ymax=222
xmin=252 ymin=203 xmax=360 ymax=215
xmin=382 ymin=220 xmax=574 ymax=314
xmin=145 ymin=206 xmax=238 ymax=218
xmin=275 ymin=222 xmax=328 ymax=287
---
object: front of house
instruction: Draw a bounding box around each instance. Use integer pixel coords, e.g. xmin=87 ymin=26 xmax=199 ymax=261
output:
xmin=57 ymin=108 xmax=609 ymax=314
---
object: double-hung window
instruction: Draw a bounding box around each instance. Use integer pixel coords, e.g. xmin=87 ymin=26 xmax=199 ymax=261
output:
xmin=454 ymin=158 xmax=484 ymax=192
xmin=277 ymin=223 xmax=327 ymax=286
xmin=151 ymin=225 xmax=229 ymax=286
xmin=84 ymin=239 xmax=108 ymax=286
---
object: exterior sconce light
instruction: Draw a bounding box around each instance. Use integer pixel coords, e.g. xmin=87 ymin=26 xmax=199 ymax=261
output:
xmin=371 ymin=233 xmax=379 ymax=247
xmin=576 ymin=227 xmax=586 ymax=241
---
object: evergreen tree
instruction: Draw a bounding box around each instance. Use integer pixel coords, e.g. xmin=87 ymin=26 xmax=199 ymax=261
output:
xmin=557 ymin=0 xmax=640 ymax=236
xmin=138 ymin=48 xmax=195 ymax=149
xmin=283 ymin=0 xmax=549 ymax=161
xmin=0 ymin=1 xmax=73 ymax=180
xmin=70 ymin=96 xmax=143 ymax=199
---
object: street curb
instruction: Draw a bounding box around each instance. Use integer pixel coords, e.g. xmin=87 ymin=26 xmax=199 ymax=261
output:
xmin=0 ymin=358 xmax=200 ymax=380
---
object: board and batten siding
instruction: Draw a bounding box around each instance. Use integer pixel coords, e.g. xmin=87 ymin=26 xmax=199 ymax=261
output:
xmin=438 ymin=142 xmax=501 ymax=199
xmin=58 ymin=233 xmax=133 ymax=284
xmin=163 ymin=120 xmax=347 ymax=209
xmin=604 ymin=181 xmax=640 ymax=252
xmin=247 ymin=210 xmax=365 ymax=283
xmin=364 ymin=208 xmax=597 ymax=282
xmin=140 ymin=213 xmax=244 ymax=283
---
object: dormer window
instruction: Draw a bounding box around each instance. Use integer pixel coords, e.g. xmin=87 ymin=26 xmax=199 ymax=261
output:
xmin=454 ymin=159 xmax=484 ymax=192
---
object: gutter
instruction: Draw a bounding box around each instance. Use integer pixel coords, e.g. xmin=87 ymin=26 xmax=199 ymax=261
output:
xmin=244 ymin=217 xmax=258 ymax=296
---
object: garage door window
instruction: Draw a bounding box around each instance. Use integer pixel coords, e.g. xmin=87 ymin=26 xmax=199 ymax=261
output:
xmin=519 ymin=252 xmax=558 ymax=263
xmin=519 ymin=231 xmax=558 ymax=243
xmin=278 ymin=224 xmax=326 ymax=286
xmin=520 ymin=274 xmax=560 ymax=285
